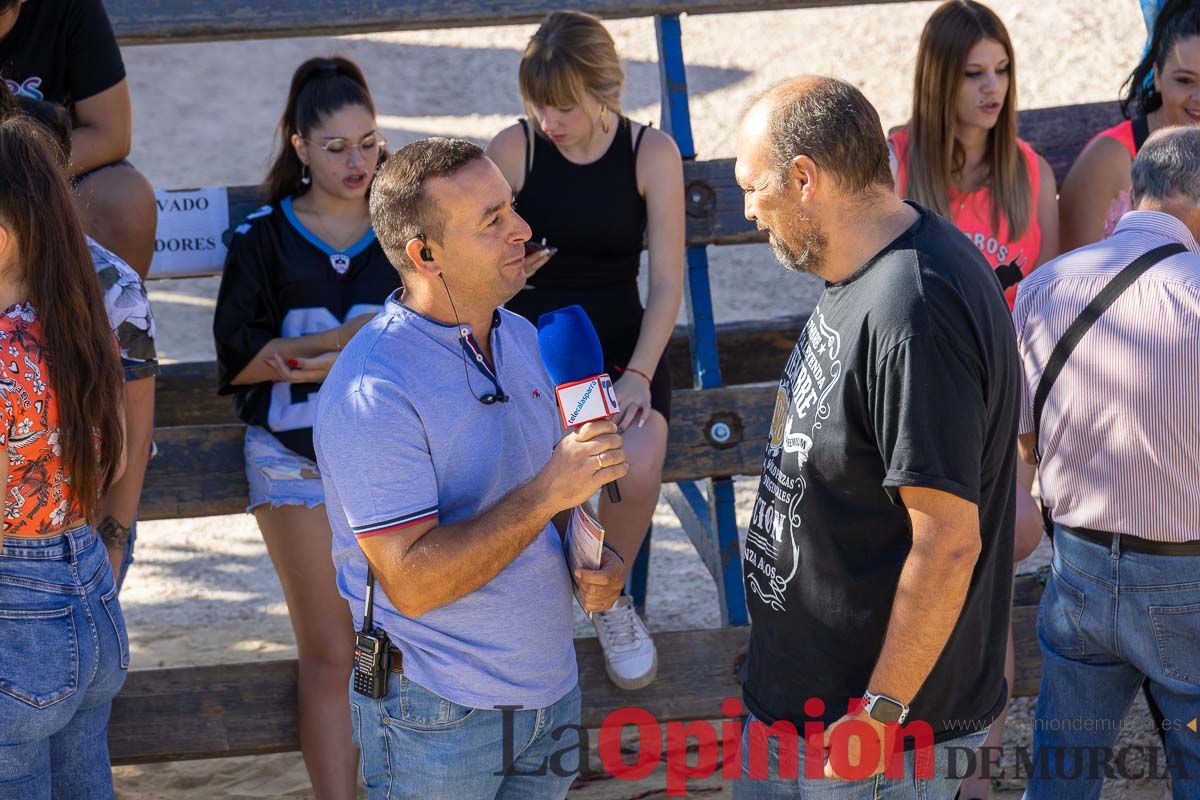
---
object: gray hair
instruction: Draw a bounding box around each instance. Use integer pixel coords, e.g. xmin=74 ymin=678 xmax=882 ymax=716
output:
xmin=1131 ymin=126 xmax=1200 ymax=207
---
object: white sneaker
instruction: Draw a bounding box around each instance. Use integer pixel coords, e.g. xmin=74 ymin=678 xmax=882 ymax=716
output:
xmin=593 ymin=596 xmax=658 ymax=690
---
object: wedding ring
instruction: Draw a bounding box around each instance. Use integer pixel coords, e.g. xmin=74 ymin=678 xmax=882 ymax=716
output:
xmin=595 ymin=453 xmax=604 ymax=469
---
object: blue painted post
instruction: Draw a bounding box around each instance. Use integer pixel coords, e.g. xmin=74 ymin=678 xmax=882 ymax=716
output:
xmin=628 ymin=13 xmax=747 ymax=627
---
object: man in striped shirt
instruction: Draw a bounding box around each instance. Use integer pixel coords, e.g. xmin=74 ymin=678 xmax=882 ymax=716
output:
xmin=1015 ymin=126 xmax=1200 ymax=799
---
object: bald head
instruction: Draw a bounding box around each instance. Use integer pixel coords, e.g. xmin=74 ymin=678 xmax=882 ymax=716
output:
xmin=740 ymin=76 xmax=892 ymax=197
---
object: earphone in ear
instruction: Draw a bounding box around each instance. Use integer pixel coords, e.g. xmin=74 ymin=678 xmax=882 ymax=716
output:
xmin=416 ymin=233 xmax=434 ymax=262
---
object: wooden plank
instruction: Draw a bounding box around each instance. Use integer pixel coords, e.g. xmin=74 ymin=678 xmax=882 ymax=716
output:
xmin=1013 ymin=569 xmax=1047 ymax=608
xmin=109 ymin=607 xmax=1044 ymax=763
xmin=142 ymin=425 xmax=249 ymax=520
xmin=109 ymin=626 xmax=750 ymax=764
xmin=154 ymin=314 xmax=804 ymax=427
xmin=155 ymin=361 xmax=228 ymax=427
xmin=1012 ymin=604 xmax=1041 ymax=698
xmin=576 ymin=626 xmax=749 ymax=728
xmin=110 ymin=0 xmax=907 ymax=45
xmin=1011 ymin=573 xmax=1045 ymax=698
xmin=141 ymin=382 xmax=776 ymax=520
xmin=1018 ymin=101 xmax=1122 ymax=188
xmin=153 ymin=100 xmax=1114 ymax=281
xmin=207 ymin=160 xmax=754 ymax=270
xmin=109 ymin=659 xmax=299 ymax=764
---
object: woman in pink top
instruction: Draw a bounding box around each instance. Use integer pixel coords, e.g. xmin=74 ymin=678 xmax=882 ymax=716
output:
xmin=1060 ymin=0 xmax=1200 ymax=250
xmin=889 ymin=0 xmax=1058 ymax=312
xmin=891 ymin=4 xmax=1053 ymax=798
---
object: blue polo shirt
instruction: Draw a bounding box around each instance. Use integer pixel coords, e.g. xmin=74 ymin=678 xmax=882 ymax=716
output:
xmin=314 ymin=291 xmax=576 ymax=710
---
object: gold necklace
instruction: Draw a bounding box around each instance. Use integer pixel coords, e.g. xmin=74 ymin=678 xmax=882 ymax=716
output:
xmin=299 ymin=197 xmax=366 ymax=251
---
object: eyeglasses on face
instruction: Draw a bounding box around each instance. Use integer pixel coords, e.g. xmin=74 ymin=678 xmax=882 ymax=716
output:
xmin=303 ymin=134 xmax=387 ymax=156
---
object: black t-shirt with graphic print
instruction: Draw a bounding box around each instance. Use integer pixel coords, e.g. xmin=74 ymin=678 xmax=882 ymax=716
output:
xmin=0 ymin=0 xmax=125 ymax=106
xmin=741 ymin=203 xmax=1019 ymax=743
xmin=214 ymin=200 xmax=400 ymax=462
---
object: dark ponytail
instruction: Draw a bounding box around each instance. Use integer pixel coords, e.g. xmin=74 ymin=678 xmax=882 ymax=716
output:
xmin=263 ymin=56 xmax=377 ymax=205
xmin=0 ymin=117 xmax=124 ymax=519
xmin=1121 ymin=0 xmax=1200 ymax=118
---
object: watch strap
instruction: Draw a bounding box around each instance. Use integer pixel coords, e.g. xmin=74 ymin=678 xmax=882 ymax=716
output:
xmin=863 ymin=690 xmax=910 ymax=725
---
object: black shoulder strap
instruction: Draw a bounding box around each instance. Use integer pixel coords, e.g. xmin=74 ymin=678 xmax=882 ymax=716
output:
xmin=518 ymin=118 xmax=532 ymax=184
xmin=1132 ymin=116 xmax=1151 ymax=153
xmin=1032 ymin=241 xmax=1186 ymax=461
xmin=632 ymin=120 xmax=650 ymax=159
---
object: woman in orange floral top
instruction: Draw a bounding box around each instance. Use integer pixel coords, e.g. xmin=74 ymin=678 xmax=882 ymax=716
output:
xmin=0 ymin=107 xmax=128 ymax=797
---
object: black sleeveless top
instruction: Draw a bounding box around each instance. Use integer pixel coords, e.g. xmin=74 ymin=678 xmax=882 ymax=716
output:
xmin=516 ymin=117 xmax=648 ymax=290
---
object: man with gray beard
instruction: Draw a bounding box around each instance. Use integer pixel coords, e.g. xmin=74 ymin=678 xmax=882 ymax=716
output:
xmin=731 ymin=77 xmax=1020 ymax=799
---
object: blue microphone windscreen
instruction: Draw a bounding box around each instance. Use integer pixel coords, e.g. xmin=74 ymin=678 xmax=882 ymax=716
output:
xmin=537 ymin=305 xmax=604 ymax=385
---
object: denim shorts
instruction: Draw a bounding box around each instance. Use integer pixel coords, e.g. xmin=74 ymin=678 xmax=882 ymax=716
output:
xmin=244 ymin=425 xmax=325 ymax=513
xmin=0 ymin=524 xmax=129 ymax=798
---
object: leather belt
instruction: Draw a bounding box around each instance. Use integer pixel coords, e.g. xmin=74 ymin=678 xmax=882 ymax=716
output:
xmin=1062 ymin=525 xmax=1200 ymax=557
xmin=389 ymin=645 xmax=404 ymax=673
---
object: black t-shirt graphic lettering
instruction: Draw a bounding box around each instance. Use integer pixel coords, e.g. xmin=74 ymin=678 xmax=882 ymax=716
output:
xmin=214 ymin=201 xmax=401 ymax=462
xmin=742 ymin=203 xmax=1020 ymax=744
xmin=0 ymin=0 xmax=125 ymax=107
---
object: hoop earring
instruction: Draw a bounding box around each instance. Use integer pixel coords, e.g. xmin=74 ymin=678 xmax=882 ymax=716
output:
xmin=599 ymin=106 xmax=610 ymax=135
xmin=301 ymin=165 xmax=311 ymax=185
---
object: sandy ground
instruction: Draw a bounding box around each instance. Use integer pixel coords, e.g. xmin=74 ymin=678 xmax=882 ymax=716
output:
xmin=110 ymin=2 xmax=1175 ymax=798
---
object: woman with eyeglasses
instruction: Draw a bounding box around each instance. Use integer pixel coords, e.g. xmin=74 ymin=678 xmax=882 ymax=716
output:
xmin=487 ymin=10 xmax=685 ymax=692
xmin=213 ymin=56 xmax=398 ymax=800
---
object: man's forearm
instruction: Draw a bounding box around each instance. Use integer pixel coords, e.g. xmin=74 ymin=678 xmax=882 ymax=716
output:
xmin=866 ymin=535 xmax=979 ymax=707
xmin=370 ymin=478 xmax=557 ymax=618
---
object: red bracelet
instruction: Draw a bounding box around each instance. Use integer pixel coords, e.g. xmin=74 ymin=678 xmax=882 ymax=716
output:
xmin=624 ymin=366 xmax=652 ymax=384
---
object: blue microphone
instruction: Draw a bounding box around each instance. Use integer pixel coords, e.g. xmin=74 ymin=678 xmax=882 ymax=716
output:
xmin=537 ymin=305 xmax=622 ymax=503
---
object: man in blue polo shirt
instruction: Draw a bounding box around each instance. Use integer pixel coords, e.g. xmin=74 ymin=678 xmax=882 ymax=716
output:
xmin=314 ymin=137 xmax=628 ymax=800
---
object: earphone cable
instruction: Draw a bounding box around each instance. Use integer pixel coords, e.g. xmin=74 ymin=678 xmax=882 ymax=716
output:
xmin=439 ymin=273 xmax=496 ymax=403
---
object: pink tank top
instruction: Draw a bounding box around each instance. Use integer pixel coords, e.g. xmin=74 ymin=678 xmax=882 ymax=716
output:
xmin=1086 ymin=119 xmax=1137 ymax=239
xmin=890 ymin=128 xmax=1042 ymax=310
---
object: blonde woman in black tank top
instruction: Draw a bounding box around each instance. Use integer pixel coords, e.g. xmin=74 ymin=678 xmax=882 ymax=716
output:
xmin=488 ymin=10 xmax=684 ymax=690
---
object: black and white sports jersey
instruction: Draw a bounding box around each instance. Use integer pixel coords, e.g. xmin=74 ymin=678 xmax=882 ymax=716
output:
xmin=214 ymin=198 xmax=401 ymax=461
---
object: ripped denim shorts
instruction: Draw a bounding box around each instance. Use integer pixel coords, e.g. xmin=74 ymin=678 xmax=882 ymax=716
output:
xmin=244 ymin=425 xmax=325 ymax=513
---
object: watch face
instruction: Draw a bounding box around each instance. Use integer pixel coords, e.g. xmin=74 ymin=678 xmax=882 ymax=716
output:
xmin=868 ymin=696 xmax=905 ymax=724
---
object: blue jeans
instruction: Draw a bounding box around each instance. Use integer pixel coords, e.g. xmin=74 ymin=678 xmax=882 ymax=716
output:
xmin=733 ymin=713 xmax=990 ymax=799
xmin=350 ymin=673 xmax=581 ymax=800
xmin=243 ymin=426 xmax=324 ymax=513
xmin=1025 ymin=525 xmax=1200 ymax=800
xmin=0 ymin=525 xmax=130 ymax=799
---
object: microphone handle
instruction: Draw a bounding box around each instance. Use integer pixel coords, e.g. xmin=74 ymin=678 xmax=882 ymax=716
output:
xmin=606 ymin=481 xmax=621 ymax=503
